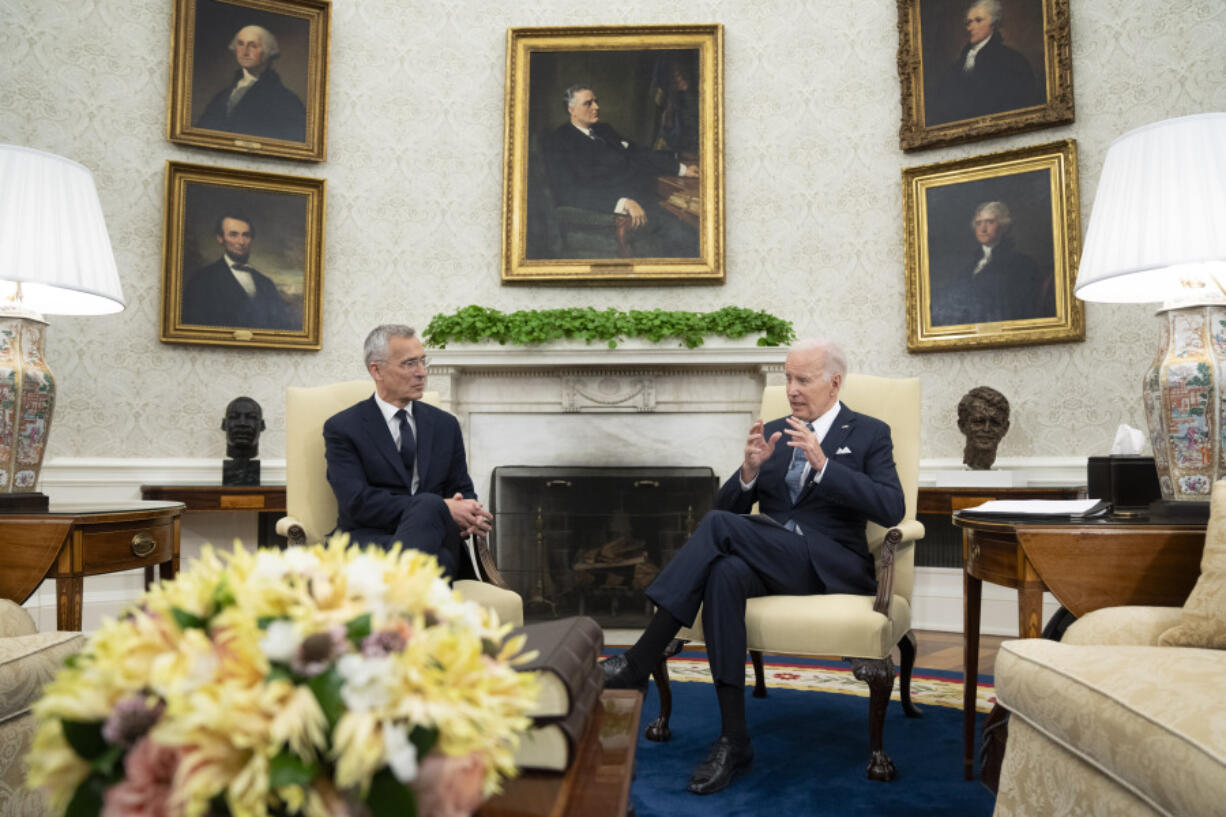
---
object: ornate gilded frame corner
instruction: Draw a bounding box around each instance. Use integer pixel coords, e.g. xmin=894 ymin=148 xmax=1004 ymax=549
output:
xmin=501 ymin=24 xmax=725 ymax=285
xmin=160 ymin=161 xmax=325 ymax=350
xmin=897 ymin=0 xmax=1073 ymax=152
xmin=902 ymin=139 xmax=1084 ymax=353
xmin=167 ymin=0 xmax=330 ymax=162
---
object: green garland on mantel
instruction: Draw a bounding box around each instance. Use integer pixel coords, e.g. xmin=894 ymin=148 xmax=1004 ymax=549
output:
xmin=424 ymin=305 xmax=796 ymax=350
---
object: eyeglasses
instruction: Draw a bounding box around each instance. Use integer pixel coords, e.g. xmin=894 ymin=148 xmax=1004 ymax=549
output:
xmin=380 ymin=356 xmax=429 ymax=370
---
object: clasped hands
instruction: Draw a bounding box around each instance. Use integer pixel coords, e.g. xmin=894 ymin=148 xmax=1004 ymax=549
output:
xmin=739 ymin=416 xmax=826 ymax=483
xmin=445 ymin=493 xmax=493 ymax=536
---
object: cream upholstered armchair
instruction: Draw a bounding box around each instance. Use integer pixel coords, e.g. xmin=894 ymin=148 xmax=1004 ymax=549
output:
xmin=275 ymin=380 xmax=523 ymax=626
xmin=646 ymin=374 xmax=925 ymax=781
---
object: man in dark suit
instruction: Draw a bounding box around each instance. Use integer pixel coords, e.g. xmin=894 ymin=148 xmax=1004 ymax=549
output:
xmin=195 ymin=24 xmax=306 ymax=142
xmin=928 ymin=0 xmax=1041 ymax=126
xmin=322 ymin=324 xmax=492 ymax=580
xmin=602 ymin=339 xmax=905 ymax=794
xmin=929 ymin=200 xmax=1054 ymax=326
xmin=543 ymin=84 xmax=699 ymax=257
xmin=181 ymin=213 xmax=300 ymax=330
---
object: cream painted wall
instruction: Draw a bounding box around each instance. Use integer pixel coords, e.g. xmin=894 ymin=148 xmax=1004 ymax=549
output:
xmin=3 ymin=0 xmax=1225 ymax=467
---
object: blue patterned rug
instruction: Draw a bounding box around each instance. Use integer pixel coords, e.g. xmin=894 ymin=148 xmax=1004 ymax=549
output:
xmin=619 ymin=649 xmax=996 ymax=817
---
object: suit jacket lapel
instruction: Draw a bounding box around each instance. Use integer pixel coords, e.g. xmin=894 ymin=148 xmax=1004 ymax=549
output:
xmin=359 ymin=397 xmax=412 ymax=488
xmin=412 ymin=400 xmax=433 ymax=488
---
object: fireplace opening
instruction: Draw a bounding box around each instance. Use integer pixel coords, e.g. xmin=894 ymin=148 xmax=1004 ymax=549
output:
xmin=489 ymin=465 xmax=719 ymax=626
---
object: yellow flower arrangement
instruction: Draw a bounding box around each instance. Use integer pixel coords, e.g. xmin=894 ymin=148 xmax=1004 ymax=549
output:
xmin=26 ymin=536 xmax=538 ymax=817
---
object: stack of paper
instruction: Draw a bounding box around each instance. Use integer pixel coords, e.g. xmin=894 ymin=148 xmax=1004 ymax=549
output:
xmin=959 ymin=499 xmax=1109 ymax=518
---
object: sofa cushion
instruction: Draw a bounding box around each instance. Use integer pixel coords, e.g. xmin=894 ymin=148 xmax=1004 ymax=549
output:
xmin=1159 ymin=480 xmax=1226 ymax=649
xmin=996 ymin=639 xmax=1226 ymax=817
xmin=0 ymin=631 xmax=84 ymax=724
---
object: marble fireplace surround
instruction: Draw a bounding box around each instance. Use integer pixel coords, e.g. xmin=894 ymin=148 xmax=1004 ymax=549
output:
xmin=428 ymin=340 xmax=787 ymax=505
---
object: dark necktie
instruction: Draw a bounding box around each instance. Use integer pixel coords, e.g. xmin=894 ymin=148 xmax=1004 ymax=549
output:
xmin=394 ymin=408 xmax=416 ymax=477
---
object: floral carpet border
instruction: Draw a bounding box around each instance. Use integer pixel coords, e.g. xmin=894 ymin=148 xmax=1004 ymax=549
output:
xmin=652 ymin=651 xmax=996 ymax=713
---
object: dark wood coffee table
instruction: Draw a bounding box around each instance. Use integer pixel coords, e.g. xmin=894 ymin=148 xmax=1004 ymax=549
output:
xmin=481 ymin=688 xmax=642 ymax=817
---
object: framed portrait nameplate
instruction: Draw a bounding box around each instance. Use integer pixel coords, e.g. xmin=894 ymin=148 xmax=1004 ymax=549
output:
xmin=501 ymin=25 xmax=725 ymax=285
xmin=897 ymin=0 xmax=1073 ymax=151
xmin=167 ymin=0 xmax=330 ymax=162
xmin=160 ymin=161 xmax=325 ymax=350
xmin=902 ymin=139 xmax=1083 ymax=352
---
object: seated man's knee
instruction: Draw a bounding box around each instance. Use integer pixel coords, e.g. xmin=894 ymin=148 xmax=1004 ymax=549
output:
xmin=706 ymin=555 xmax=757 ymax=599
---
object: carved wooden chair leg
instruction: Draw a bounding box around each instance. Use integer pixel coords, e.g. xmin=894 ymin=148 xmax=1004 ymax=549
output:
xmin=849 ymin=656 xmax=898 ymax=782
xmin=644 ymin=638 xmax=685 ymax=742
xmin=897 ymin=631 xmax=923 ymax=718
xmin=750 ymin=650 xmax=767 ymax=698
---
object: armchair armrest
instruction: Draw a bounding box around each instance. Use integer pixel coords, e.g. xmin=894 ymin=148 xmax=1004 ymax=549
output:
xmin=868 ymin=518 xmax=925 ymax=550
xmin=275 ymin=515 xmax=308 ymax=547
xmin=472 ymin=534 xmax=511 ymax=590
xmin=872 ymin=528 xmax=905 ymax=616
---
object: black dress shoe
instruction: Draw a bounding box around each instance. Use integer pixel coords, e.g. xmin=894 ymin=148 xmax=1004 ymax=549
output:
xmin=600 ymin=654 xmax=648 ymax=694
xmin=687 ymin=736 xmax=753 ymax=794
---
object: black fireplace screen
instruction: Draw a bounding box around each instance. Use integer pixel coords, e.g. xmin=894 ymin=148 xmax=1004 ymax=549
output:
xmin=489 ymin=466 xmax=719 ymax=626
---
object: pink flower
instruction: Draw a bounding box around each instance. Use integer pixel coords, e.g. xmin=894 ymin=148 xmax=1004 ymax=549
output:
xmin=101 ymin=738 xmax=180 ymax=817
xmin=412 ymin=752 xmax=487 ymax=817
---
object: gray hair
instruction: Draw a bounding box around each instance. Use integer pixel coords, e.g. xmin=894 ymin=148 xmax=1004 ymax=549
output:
xmin=564 ymin=84 xmax=593 ymax=111
xmin=229 ymin=25 xmax=280 ymax=59
xmin=972 ymin=200 xmax=1013 ymax=231
xmin=968 ymin=0 xmax=1003 ymax=26
xmin=363 ymin=324 xmax=417 ymax=368
xmin=789 ymin=338 xmax=847 ymax=380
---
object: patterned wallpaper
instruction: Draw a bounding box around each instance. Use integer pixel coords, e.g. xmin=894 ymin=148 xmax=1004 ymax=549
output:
xmin=2 ymin=0 xmax=1224 ymax=463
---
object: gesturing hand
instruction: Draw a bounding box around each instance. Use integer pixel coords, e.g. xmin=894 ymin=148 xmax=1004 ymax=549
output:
xmin=741 ymin=418 xmax=782 ymax=483
xmin=784 ymin=416 xmax=826 ymax=472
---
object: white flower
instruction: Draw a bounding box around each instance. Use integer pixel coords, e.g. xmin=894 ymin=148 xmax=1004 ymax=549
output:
xmin=185 ymin=651 xmax=219 ymax=691
xmin=345 ymin=554 xmax=388 ymax=601
xmin=252 ymin=550 xmax=288 ymax=582
xmin=337 ymin=653 xmax=392 ymax=712
xmin=382 ymin=721 xmax=419 ymax=783
xmin=282 ymin=547 xmax=320 ymax=575
xmin=260 ymin=620 xmax=300 ymax=663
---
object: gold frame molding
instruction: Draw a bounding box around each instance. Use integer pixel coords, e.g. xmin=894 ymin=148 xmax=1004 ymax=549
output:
xmin=167 ymin=0 xmax=330 ymax=162
xmin=501 ymin=24 xmax=724 ymax=285
xmin=160 ymin=161 xmax=325 ymax=350
xmin=902 ymin=139 xmax=1084 ymax=353
xmin=897 ymin=0 xmax=1073 ymax=151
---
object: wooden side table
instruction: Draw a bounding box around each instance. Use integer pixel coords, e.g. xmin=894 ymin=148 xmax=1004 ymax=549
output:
xmin=0 ymin=501 xmax=184 ymax=631
xmin=140 ymin=484 xmax=286 ymax=548
xmin=952 ymin=512 xmax=1205 ymax=780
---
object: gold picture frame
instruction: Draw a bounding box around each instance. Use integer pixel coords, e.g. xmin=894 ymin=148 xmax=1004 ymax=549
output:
xmin=501 ymin=25 xmax=725 ymax=285
xmin=902 ymin=139 xmax=1083 ymax=352
xmin=897 ymin=0 xmax=1073 ymax=151
xmin=160 ymin=161 xmax=325 ymax=350
xmin=167 ymin=0 xmax=330 ymax=162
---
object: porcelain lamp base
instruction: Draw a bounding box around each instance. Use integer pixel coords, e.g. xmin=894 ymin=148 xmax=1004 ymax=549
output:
xmin=0 ymin=313 xmax=55 ymax=504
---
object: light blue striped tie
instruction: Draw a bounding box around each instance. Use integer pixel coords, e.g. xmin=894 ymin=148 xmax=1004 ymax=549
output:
xmin=785 ymin=422 xmax=814 ymax=503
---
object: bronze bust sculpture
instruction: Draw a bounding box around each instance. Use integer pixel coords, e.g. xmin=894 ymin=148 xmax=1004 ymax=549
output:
xmin=957 ymin=386 xmax=1010 ymax=470
xmin=221 ymin=396 xmax=264 ymax=485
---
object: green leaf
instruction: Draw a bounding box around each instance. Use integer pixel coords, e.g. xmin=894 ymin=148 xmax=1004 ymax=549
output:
xmin=307 ymin=666 xmax=345 ymax=730
xmin=346 ymin=613 xmax=372 ymax=647
xmin=267 ymin=663 xmax=295 ymax=683
xmin=61 ymin=720 xmax=108 ymax=761
xmin=211 ymin=575 xmax=236 ymax=613
xmin=257 ymin=616 xmax=281 ymax=630
xmin=91 ymin=744 xmax=125 ymax=779
xmin=409 ymin=725 xmax=439 ymax=758
xmin=65 ymin=774 xmax=107 ymax=817
xmin=171 ymin=607 xmax=207 ymax=631
xmin=366 ymin=767 xmax=418 ymax=817
xmin=268 ymin=749 xmax=319 ymax=789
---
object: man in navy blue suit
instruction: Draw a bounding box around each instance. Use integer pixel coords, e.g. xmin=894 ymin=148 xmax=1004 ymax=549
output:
xmin=323 ymin=324 xmax=491 ymax=580
xmin=601 ymin=339 xmax=905 ymax=794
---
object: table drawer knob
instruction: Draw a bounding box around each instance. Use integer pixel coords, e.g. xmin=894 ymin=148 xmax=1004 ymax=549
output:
xmin=131 ymin=532 xmax=157 ymax=558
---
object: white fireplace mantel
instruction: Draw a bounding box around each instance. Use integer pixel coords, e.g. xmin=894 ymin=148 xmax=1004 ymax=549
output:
xmin=429 ymin=337 xmax=787 ymax=370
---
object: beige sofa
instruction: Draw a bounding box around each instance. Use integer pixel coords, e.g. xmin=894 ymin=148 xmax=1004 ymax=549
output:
xmin=0 ymin=600 xmax=83 ymax=817
xmin=993 ymin=480 xmax=1226 ymax=817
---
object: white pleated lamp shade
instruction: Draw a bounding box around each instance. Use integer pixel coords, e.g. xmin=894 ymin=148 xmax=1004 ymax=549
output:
xmin=0 ymin=145 xmax=125 ymax=315
xmin=1075 ymin=113 xmax=1226 ymax=305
